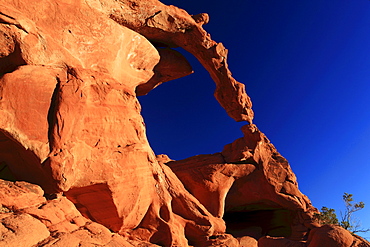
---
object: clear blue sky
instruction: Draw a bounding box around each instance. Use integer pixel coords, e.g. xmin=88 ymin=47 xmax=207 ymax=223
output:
xmin=138 ymin=0 xmax=370 ymax=237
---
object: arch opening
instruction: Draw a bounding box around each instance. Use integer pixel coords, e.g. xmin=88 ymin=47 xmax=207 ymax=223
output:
xmin=137 ymin=47 xmax=245 ymax=160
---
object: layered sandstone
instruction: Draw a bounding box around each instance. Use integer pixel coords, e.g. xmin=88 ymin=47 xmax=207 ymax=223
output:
xmin=0 ymin=0 xmax=369 ymax=246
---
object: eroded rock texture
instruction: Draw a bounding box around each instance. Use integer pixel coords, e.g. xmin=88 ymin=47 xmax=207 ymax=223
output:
xmin=165 ymin=124 xmax=318 ymax=241
xmin=0 ymin=0 xmax=369 ymax=246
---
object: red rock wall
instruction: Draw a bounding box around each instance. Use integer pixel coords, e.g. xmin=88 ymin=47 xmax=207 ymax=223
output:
xmin=0 ymin=0 xmax=224 ymax=245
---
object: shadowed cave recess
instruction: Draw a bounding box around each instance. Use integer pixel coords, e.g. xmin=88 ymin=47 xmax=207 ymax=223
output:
xmin=223 ymin=208 xmax=292 ymax=238
xmin=0 ymin=130 xmax=45 ymax=184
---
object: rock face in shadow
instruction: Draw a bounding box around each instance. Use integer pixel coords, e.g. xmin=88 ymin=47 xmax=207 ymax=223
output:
xmin=1 ymin=0 xmax=369 ymax=246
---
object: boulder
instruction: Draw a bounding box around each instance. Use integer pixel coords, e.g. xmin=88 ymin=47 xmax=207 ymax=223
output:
xmin=238 ymin=236 xmax=258 ymax=247
xmin=23 ymin=195 xmax=87 ymax=232
xmin=198 ymin=234 xmax=240 ymax=247
xmin=0 ymin=179 xmax=46 ymax=210
xmin=307 ymin=225 xmax=353 ymax=247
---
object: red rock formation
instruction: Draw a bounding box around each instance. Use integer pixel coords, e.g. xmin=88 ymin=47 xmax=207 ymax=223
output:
xmin=91 ymin=0 xmax=254 ymax=123
xmin=307 ymin=225 xmax=354 ymax=247
xmin=136 ymin=47 xmax=193 ymax=96
xmin=0 ymin=179 xmax=160 ymax=246
xmin=351 ymin=235 xmax=370 ymax=247
xmin=166 ymin=124 xmax=318 ymax=241
xmin=0 ymin=213 xmax=50 ymax=247
xmin=1 ymin=0 xmax=370 ymax=246
xmin=0 ymin=0 xmax=224 ymax=245
xmin=0 ymin=179 xmax=46 ymax=211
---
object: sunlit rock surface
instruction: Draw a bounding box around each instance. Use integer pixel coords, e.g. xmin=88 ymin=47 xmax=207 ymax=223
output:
xmin=1 ymin=0 xmax=369 ymax=246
